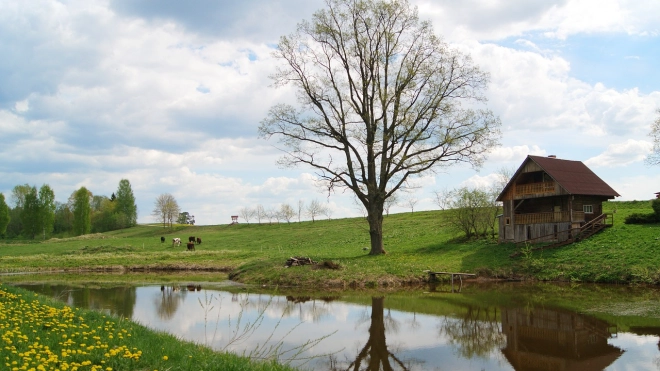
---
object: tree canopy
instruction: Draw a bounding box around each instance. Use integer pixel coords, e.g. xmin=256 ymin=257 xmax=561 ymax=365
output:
xmin=115 ymin=179 xmax=138 ymax=227
xmin=21 ymin=186 xmax=40 ymax=239
xmin=260 ymin=0 xmax=501 ymax=254
xmin=38 ymin=184 xmax=56 ymax=239
xmin=0 ymin=193 xmax=10 ymax=238
xmin=72 ymin=187 xmax=92 ymax=236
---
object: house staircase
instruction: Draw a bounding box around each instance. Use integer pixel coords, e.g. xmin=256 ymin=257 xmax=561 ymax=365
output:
xmin=510 ymin=213 xmax=613 ymax=257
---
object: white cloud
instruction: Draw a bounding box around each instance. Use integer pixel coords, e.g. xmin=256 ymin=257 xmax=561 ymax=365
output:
xmin=584 ymin=139 xmax=653 ymax=167
xmin=488 ymin=145 xmax=546 ymax=162
xmin=1 ymin=0 xmax=660 ymax=225
xmin=459 ymin=173 xmax=502 ymax=189
xmin=418 ymin=0 xmax=660 ymax=41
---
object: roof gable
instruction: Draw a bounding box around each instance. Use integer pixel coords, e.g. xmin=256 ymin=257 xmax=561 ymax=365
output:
xmin=497 ymin=155 xmax=620 ymax=200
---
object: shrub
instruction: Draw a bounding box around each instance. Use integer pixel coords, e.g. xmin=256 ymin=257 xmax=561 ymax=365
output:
xmin=624 ymin=212 xmax=659 ymax=224
xmin=653 ymin=198 xmax=660 ymax=217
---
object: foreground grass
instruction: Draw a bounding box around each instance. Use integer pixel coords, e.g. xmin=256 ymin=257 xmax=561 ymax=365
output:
xmin=0 ymin=200 xmax=659 ymax=286
xmin=0 ymin=284 xmax=296 ymax=371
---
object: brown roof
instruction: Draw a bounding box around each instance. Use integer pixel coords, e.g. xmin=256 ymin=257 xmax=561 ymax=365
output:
xmin=498 ymin=155 xmax=620 ymax=200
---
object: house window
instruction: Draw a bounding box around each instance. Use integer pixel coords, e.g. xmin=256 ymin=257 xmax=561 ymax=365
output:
xmin=583 ymin=205 xmax=593 ymax=214
xmin=505 ymin=217 xmax=510 ymax=225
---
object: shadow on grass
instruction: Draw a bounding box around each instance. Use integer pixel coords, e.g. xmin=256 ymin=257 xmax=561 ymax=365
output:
xmin=409 ymin=237 xmax=519 ymax=277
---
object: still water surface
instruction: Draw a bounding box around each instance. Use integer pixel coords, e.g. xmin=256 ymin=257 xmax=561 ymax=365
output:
xmin=12 ymin=280 xmax=660 ymax=371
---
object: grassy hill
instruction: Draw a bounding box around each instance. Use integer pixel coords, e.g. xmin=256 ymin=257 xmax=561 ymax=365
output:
xmin=1 ymin=200 xmax=659 ymax=287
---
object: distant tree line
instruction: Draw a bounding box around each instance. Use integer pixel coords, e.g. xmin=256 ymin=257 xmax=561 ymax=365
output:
xmin=237 ymin=199 xmax=331 ymax=224
xmin=0 ymin=179 xmax=138 ymax=239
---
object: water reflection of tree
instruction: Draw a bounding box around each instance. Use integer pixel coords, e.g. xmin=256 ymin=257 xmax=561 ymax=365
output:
xmin=283 ymin=296 xmax=333 ymax=323
xmin=438 ymin=306 xmax=505 ymax=359
xmin=21 ymin=284 xmax=136 ymax=319
xmin=345 ymin=297 xmax=414 ymax=371
xmin=155 ymin=286 xmax=186 ymax=320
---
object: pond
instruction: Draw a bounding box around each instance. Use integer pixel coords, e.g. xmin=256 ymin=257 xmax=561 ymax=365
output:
xmin=7 ymin=275 xmax=660 ymax=371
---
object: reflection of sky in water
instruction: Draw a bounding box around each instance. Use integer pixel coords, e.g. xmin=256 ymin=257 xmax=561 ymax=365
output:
xmin=17 ymin=283 xmax=660 ymax=371
xmin=130 ymin=287 xmax=516 ymax=370
xmin=607 ymin=333 xmax=659 ymax=371
xmin=129 ymin=286 xmax=660 ymax=371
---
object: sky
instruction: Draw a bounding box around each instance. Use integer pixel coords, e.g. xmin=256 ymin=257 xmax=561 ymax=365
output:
xmin=1 ymin=0 xmax=659 ymax=225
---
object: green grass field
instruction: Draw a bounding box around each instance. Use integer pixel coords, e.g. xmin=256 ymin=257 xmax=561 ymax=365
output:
xmin=1 ymin=200 xmax=659 ymax=286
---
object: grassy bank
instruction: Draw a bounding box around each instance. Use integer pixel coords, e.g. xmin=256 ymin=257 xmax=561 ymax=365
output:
xmin=0 ymin=200 xmax=659 ymax=286
xmin=0 ymin=284 xmax=296 ymax=371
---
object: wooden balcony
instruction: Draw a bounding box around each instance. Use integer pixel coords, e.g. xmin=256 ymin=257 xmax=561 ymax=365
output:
xmin=514 ymin=211 xmax=585 ymax=224
xmin=514 ymin=182 xmax=555 ymax=197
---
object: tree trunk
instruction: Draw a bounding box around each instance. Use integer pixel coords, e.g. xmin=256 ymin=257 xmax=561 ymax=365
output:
xmin=367 ymin=202 xmax=386 ymax=255
xmin=368 ymin=297 xmax=390 ymax=370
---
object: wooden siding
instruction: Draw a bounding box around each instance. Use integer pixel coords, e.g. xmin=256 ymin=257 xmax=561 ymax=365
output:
xmin=515 ymin=211 xmax=585 ymax=224
xmin=515 ymin=182 xmax=555 ymax=197
xmin=521 ymin=161 xmax=543 ymax=173
xmin=514 ymin=222 xmax=572 ymax=243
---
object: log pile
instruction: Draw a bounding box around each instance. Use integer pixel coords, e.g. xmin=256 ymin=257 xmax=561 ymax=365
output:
xmin=285 ymin=256 xmax=317 ymax=267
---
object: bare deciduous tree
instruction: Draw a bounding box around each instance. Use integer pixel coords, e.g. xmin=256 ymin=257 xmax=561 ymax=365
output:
xmin=647 ymin=109 xmax=660 ymax=166
xmin=255 ymin=204 xmax=266 ymax=224
xmin=260 ymin=0 xmax=501 ymax=255
xmin=322 ymin=204 xmax=333 ymax=220
xmin=297 ymin=200 xmax=305 ymax=222
xmin=280 ymin=203 xmax=296 ymax=223
xmin=405 ymin=197 xmax=419 ymax=213
xmin=239 ymin=207 xmax=254 ymax=224
xmin=383 ymin=193 xmax=399 ymax=216
xmin=265 ymin=207 xmax=277 ymax=224
xmin=152 ymin=193 xmax=180 ymax=228
xmin=306 ymin=199 xmax=326 ymax=222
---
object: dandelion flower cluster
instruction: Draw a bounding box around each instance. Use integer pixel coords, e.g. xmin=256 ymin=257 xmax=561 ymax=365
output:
xmin=1 ymin=287 xmax=144 ymax=371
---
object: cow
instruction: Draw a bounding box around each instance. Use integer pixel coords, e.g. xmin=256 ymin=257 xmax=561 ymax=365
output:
xmin=160 ymin=236 xmax=165 ymax=243
xmin=188 ymin=236 xmax=196 ymax=243
xmin=196 ymin=237 xmax=202 ymax=245
xmin=172 ymin=237 xmax=181 ymax=247
xmin=186 ymin=242 xmax=195 ymax=251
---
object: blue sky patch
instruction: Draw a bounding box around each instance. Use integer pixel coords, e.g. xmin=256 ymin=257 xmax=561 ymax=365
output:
xmin=493 ymin=32 xmax=659 ymax=93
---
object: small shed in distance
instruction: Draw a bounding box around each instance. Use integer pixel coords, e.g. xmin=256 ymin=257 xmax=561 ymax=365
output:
xmin=497 ymin=155 xmax=619 ymax=244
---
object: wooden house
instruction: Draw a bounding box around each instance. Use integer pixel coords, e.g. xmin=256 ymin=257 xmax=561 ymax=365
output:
xmin=497 ymin=155 xmax=620 ymax=244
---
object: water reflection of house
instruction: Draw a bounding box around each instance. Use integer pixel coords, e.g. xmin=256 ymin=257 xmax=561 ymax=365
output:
xmin=501 ymin=307 xmax=623 ymax=371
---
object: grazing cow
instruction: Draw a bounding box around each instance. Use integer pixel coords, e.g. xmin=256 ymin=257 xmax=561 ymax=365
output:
xmin=196 ymin=237 xmax=202 ymax=244
xmin=172 ymin=237 xmax=181 ymax=247
xmin=160 ymin=236 xmax=165 ymax=243
xmin=188 ymin=236 xmax=196 ymax=243
xmin=186 ymin=242 xmax=195 ymax=251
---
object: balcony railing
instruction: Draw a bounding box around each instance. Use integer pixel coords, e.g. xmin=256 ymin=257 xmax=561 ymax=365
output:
xmin=514 ymin=182 xmax=555 ymax=196
xmin=514 ymin=211 xmax=585 ymax=224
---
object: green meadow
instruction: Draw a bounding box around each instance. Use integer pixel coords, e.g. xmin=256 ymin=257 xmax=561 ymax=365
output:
xmin=1 ymin=200 xmax=659 ymax=287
